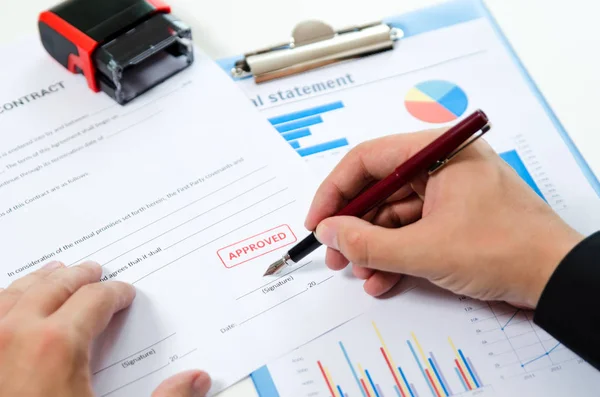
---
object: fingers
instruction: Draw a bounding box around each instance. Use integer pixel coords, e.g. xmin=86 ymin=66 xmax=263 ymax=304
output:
xmin=352 ymin=264 xmax=375 ymax=280
xmin=52 ymin=281 xmax=135 ymax=343
xmin=363 ymin=272 xmax=403 ymax=297
xmin=371 ymin=195 xmax=423 ymax=228
xmin=305 ymin=131 xmax=442 ymax=230
xmin=16 ymin=262 xmax=102 ymax=316
xmin=324 ymin=195 xmax=422 ymax=270
xmin=315 ymin=216 xmax=437 ymax=276
xmin=325 ymin=248 xmax=350 ymax=270
xmin=152 ymin=370 xmax=211 ymax=397
xmin=0 ymin=261 xmax=65 ymax=317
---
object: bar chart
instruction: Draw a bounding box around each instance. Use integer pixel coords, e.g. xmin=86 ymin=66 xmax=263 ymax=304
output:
xmin=316 ymin=324 xmax=485 ymax=397
xmin=499 ymin=150 xmax=544 ymax=200
xmin=254 ymin=287 xmax=496 ymax=397
xmin=267 ymin=101 xmax=349 ymax=158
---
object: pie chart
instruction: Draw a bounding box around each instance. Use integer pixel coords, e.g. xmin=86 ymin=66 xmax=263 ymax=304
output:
xmin=405 ymin=80 xmax=469 ymax=123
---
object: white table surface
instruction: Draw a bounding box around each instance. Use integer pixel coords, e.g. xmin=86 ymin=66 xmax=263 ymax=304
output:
xmin=2 ymin=1 xmax=599 ymax=396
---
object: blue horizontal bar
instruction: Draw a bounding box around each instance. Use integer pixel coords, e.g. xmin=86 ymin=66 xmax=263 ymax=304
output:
xmin=282 ymin=128 xmax=311 ymax=141
xmin=275 ymin=116 xmax=322 ymax=133
xmin=269 ymin=101 xmax=344 ymax=125
xmin=296 ymin=138 xmax=349 ymax=157
xmin=289 ymin=140 xmax=300 ymax=149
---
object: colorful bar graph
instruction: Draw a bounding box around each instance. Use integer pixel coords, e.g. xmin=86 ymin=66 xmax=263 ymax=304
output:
xmin=411 ymin=333 xmax=444 ymax=397
xmin=448 ymin=337 xmax=482 ymax=390
xmin=268 ymin=101 xmax=345 ymax=125
xmin=430 ymin=353 xmax=452 ymax=395
xmin=407 ymin=340 xmax=437 ymax=397
xmin=281 ymin=128 xmax=311 ymax=141
xmin=466 ymin=358 xmax=483 ymax=387
xmin=499 ymin=150 xmax=544 ymax=199
xmin=365 ymin=369 xmax=381 ymax=397
xmin=428 ymin=358 xmax=449 ymax=396
xmin=311 ymin=330 xmax=484 ymax=397
xmin=398 ymin=367 xmax=415 ymax=397
xmin=275 ymin=115 xmax=323 ymax=133
xmin=339 ymin=342 xmax=367 ymax=397
xmin=458 ymin=350 xmax=479 ymax=388
xmin=297 ymin=138 xmax=349 ymax=157
xmin=372 ymin=322 xmax=412 ymax=397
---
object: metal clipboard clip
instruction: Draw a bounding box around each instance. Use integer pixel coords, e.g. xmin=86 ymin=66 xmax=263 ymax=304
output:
xmin=231 ymin=20 xmax=404 ymax=83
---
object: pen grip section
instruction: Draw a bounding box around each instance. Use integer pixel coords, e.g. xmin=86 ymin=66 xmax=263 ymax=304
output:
xmin=289 ymin=233 xmax=321 ymax=263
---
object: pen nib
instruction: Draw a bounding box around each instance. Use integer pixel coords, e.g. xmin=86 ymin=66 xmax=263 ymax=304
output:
xmin=263 ymin=258 xmax=286 ymax=277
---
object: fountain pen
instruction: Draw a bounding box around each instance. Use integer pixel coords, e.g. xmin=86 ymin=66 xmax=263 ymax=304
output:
xmin=263 ymin=110 xmax=491 ymax=276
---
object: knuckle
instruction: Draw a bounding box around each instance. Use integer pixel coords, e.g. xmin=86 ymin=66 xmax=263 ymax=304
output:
xmin=343 ymin=228 xmax=371 ymax=267
xmin=81 ymin=283 xmax=117 ymax=309
xmin=0 ymin=322 xmax=17 ymax=350
xmin=37 ymin=323 xmax=77 ymax=359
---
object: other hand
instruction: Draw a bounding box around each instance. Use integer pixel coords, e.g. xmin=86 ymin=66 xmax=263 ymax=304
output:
xmin=0 ymin=261 xmax=211 ymax=397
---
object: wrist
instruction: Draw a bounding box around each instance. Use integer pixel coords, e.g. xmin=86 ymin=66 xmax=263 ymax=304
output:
xmin=527 ymin=227 xmax=584 ymax=309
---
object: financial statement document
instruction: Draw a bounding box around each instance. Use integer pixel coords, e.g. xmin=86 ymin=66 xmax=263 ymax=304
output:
xmin=221 ymin=1 xmax=600 ymax=396
xmin=0 ymin=37 xmax=376 ymax=396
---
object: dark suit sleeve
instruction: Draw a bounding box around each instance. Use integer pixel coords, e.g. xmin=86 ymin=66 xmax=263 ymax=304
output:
xmin=534 ymin=231 xmax=600 ymax=369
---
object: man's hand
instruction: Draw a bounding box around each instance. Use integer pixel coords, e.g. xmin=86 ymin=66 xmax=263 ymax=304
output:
xmin=306 ymin=130 xmax=583 ymax=308
xmin=0 ymin=261 xmax=211 ymax=397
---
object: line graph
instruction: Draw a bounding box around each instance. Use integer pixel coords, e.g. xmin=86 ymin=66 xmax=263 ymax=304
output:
xmin=459 ymin=297 xmax=579 ymax=378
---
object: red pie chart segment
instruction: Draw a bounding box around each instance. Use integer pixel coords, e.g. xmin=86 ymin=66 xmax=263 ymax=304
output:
xmin=405 ymin=100 xmax=459 ymax=124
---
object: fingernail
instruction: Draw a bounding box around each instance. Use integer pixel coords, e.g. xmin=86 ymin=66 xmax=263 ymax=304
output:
xmin=193 ymin=372 xmax=211 ymax=396
xmin=42 ymin=261 xmax=64 ymax=270
xmin=315 ymin=222 xmax=339 ymax=250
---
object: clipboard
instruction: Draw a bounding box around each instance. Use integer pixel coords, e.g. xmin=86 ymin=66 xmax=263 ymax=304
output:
xmin=215 ymin=0 xmax=600 ymax=395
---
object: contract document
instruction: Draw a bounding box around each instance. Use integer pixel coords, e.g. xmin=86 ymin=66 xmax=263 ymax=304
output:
xmin=0 ymin=37 xmax=375 ymax=396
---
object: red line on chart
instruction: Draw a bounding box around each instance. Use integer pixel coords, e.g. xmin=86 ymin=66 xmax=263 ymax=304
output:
xmin=380 ymin=347 xmax=406 ymax=397
xmin=455 ymin=359 xmax=472 ymax=390
xmin=317 ymin=361 xmax=336 ymax=397
xmin=425 ymin=369 xmax=442 ymax=397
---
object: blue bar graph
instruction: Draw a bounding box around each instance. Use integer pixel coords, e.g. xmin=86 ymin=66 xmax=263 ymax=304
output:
xmin=268 ymin=101 xmax=348 ymax=158
xmin=366 ymin=370 xmax=381 ymax=397
xmin=275 ymin=116 xmax=322 ymax=133
xmin=268 ymin=101 xmax=345 ymax=125
xmin=428 ymin=358 xmax=449 ymax=396
xmin=458 ymin=350 xmax=479 ymax=388
xmin=297 ymin=139 xmax=349 ymax=157
xmin=282 ymin=128 xmax=311 ymax=141
xmin=398 ymin=367 xmax=415 ymax=397
xmin=430 ymin=353 xmax=452 ymax=395
xmin=407 ymin=341 xmax=437 ymax=397
xmin=499 ymin=150 xmax=544 ymax=199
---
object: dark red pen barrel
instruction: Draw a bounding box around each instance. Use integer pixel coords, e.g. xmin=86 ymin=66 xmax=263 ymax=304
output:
xmin=337 ymin=110 xmax=488 ymax=218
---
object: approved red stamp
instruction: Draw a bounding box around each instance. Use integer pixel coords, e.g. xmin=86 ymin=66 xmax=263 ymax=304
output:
xmin=217 ymin=225 xmax=297 ymax=268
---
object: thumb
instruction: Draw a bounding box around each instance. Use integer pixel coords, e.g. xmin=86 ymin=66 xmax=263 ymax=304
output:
xmin=315 ymin=216 xmax=435 ymax=276
xmin=152 ymin=370 xmax=211 ymax=397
